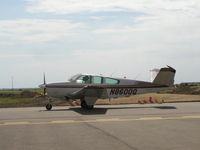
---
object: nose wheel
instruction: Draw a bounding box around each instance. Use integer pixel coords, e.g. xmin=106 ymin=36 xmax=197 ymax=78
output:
xmin=46 ymin=103 xmax=52 ymax=110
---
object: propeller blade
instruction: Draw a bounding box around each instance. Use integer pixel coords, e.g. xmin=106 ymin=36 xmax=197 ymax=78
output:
xmin=43 ymin=73 xmax=46 ymax=96
xmin=44 ymin=73 xmax=46 ymax=85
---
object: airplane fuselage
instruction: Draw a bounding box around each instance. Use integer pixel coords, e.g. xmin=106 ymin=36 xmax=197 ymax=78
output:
xmin=45 ymin=79 xmax=168 ymax=100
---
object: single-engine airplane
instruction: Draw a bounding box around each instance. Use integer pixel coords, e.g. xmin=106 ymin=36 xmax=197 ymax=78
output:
xmin=39 ymin=66 xmax=176 ymax=110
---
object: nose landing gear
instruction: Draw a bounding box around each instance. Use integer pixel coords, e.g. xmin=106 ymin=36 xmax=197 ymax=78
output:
xmin=45 ymin=98 xmax=53 ymax=110
xmin=46 ymin=103 xmax=52 ymax=110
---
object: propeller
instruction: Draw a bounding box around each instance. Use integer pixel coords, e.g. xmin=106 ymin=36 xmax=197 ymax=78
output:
xmin=39 ymin=73 xmax=47 ymax=97
xmin=43 ymin=73 xmax=47 ymax=96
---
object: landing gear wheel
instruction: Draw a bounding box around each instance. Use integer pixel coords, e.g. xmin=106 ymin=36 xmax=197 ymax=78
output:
xmin=81 ymin=101 xmax=94 ymax=110
xmin=86 ymin=105 xmax=94 ymax=110
xmin=46 ymin=103 xmax=52 ymax=110
xmin=81 ymin=100 xmax=87 ymax=109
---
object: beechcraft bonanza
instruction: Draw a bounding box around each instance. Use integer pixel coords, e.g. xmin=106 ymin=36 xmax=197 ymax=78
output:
xmin=39 ymin=66 xmax=176 ymax=110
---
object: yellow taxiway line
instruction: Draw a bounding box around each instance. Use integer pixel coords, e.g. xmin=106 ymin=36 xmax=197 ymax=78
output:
xmin=0 ymin=115 xmax=200 ymax=127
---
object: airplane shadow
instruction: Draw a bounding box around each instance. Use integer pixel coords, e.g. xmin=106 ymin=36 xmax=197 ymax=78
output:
xmin=40 ymin=107 xmax=108 ymax=115
xmin=69 ymin=107 xmax=108 ymax=115
xmin=153 ymin=106 xmax=177 ymax=109
xmin=43 ymin=105 xmax=177 ymax=115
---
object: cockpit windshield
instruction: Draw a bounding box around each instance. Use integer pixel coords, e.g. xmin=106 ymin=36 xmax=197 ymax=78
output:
xmin=68 ymin=74 xmax=81 ymax=82
xmin=68 ymin=74 xmax=91 ymax=84
xmin=76 ymin=75 xmax=91 ymax=84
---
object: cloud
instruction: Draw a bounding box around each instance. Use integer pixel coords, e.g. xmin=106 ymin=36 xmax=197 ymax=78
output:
xmin=2 ymin=1 xmax=200 ymax=45
xmin=91 ymin=13 xmax=200 ymax=50
xmin=23 ymin=0 xmax=200 ymax=48
xmin=25 ymin=0 xmax=200 ymax=17
xmin=1 ymin=0 xmax=200 ymax=88
xmin=0 ymin=54 xmax=63 ymax=58
xmin=0 ymin=19 xmax=84 ymax=44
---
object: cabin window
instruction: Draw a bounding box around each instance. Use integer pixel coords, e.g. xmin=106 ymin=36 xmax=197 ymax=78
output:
xmin=92 ymin=76 xmax=103 ymax=84
xmin=105 ymin=78 xmax=119 ymax=84
xmin=76 ymin=75 xmax=91 ymax=84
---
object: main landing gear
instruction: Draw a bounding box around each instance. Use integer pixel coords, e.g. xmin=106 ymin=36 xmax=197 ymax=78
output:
xmin=81 ymin=100 xmax=94 ymax=110
xmin=45 ymin=98 xmax=94 ymax=110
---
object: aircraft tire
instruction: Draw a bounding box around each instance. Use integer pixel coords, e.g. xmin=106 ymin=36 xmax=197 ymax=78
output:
xmin=81 ymin=100 xmax=87 ymax=109
xmin=86 ymin=105 xmax=94 ymax=110
xmin=81 ymin=101 xmax=94 ymax=110
xmin=46 ymin=103 xmax=52 ymax=110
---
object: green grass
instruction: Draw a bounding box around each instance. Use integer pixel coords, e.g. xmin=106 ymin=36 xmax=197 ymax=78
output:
xmin=0 ymin=89 xmax=42 ymax=95
xmin=0 ymin=90 xmax=22 ymax=94
xmin=0 ymin=89 xmax=42 ymax=105
xmin=33 ymin=89 xmax=43 ymax=93
xmin=0 ymin=98 xmax=33 ymax=104
xmin=190 ymin=84 xmax=200 ymax=89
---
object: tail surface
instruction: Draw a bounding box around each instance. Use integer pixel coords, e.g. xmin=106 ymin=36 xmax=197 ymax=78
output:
xmin=153 ymin=66 xmax=176 ymax=87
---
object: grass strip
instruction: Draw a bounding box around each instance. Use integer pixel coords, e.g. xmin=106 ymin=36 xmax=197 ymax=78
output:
xmin=0 ymin=98 xmax=33 ymax=104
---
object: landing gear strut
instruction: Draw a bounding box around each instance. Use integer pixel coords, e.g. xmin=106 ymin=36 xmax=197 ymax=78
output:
xmin=81 ymin=100 xmax=94 ymax=110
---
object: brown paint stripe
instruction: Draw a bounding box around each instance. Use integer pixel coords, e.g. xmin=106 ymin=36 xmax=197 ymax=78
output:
xmin=46 ymin=85 xmax=168 ymax=89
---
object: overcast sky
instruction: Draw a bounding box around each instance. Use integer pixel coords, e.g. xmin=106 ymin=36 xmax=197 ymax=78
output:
xmin=0 ymin=0 xmax=200 ymax=88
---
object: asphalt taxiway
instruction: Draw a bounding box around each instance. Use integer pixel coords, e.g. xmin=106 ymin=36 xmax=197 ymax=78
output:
xmin=0 ymin=102 xmax=200 ymax=150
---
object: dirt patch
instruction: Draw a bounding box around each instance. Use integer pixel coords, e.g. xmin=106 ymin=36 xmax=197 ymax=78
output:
xmin=96 ymin=93 xmax=200 ymax=105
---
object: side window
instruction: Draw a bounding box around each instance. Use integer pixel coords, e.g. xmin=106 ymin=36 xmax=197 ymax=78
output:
xmin=105 ymin=78 xmax=119 ymax=84
xmin=76 ymin=75 xmax=91 ymax=84
xmin=92 ymin=76 xmax=103 ymax=84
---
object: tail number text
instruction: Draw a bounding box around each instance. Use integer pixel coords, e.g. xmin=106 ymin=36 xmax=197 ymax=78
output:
xmin=110 ymin=88 xmax=137 ymax=96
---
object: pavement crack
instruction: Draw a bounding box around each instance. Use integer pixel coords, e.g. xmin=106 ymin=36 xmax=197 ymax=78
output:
xmin=84 ymin=122 xmax=138 ymax=150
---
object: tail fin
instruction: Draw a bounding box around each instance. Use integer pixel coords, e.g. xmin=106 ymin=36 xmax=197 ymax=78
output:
xmin=153 ymin=66 xmax=176 ymax=87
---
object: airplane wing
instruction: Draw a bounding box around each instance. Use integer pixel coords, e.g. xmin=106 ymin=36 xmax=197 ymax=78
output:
xmin=67 ymin=85 xmax=108 ymax=105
